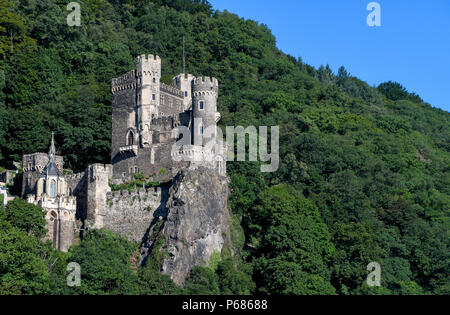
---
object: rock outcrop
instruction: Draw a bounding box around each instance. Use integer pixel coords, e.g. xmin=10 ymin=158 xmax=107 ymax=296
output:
xmin=141 ymin=167 xmax=230 ymax=286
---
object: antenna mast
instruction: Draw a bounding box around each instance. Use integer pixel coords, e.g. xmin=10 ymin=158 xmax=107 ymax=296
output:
xmin=183 ymin=36 xmax=186 ymax=75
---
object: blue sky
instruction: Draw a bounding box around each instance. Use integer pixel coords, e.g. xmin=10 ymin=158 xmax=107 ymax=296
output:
xmin=210 ymin=0 xmax=450 ymax=112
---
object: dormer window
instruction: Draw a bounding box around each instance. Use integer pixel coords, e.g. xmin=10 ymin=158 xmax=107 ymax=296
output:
xmin=199 ymin=101 xmax=204 ymax=110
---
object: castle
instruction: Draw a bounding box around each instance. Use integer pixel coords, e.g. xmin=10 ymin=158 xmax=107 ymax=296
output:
xmin=111 ymin=54 xmax=226 ymax=183
xmin=22 ymin=54 xmax=227 ymax=252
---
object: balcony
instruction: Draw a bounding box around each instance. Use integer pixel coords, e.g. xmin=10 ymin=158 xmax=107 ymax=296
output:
xmin=119 ymin=145 xmax=138 ymax=156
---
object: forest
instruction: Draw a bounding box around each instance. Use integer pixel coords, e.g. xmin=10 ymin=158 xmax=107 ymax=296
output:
xmin=0 ymin=0 xmax=449 ymax=295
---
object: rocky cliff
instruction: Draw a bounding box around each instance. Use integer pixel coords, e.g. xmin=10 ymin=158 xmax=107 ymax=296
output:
xmin=140 ymin=167 xmax=231 ymax=286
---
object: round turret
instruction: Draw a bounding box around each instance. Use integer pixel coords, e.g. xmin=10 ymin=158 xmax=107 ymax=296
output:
xmin=192 ymin=77 xmax=219 ymax=146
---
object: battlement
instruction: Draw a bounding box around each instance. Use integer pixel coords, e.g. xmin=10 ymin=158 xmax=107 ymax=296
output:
xmin=29 ymin=194 xmax=77 ymax=212
xmin=22 ymin=153 xmax=64 ymax=172
xmin=89 ymin=164 xmax=113 ymax=179
xmin=160 ymin=82 xmax=184 ymax=98
xmin=173 ymin=73 xmax=196 ymax=84
xmin=23 ymin=152 xmax=48 ymax=158
xmin=65 ymin=171 xmax=85 ymax=181
xmin=107 ymin=186 xmax=162 ymax=200
xmin=90 ymin=163 xmax=113 ymax=171
xmin=171 ymin=144 xmax=219 ymax=162
xmin=193 ymin=76 xmax=218 ymax=87
xmin=136 ymin=54 xmax=161 ymax=64
xmin=136 ymin=54 xmax=161 ymax=74
xmin=193 ymin=77 xmax=219 ymax=96
xmin=111 ymin=70 xmax=137 ymax=92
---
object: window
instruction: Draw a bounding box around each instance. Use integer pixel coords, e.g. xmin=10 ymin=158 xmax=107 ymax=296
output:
xmin=199 ymin=101 xmax=204 ymax=110
xmin=185 ymin=91 xmax=188 ymax=97
xmin=200 ymin=124 xmax=204 ymax=135
xmin=127 ymin=130 xmax=134 ymax=146
xmin=153 ymin=77 xmax=156 ymax=83
xmin=50 ymin=180 xmax=56 ymax=197
xmin=49 ymin=211 xmax=57 ymax=221
xmin=152 ymin=94 xmax=156 ymax=101
xmin=216 ymin=160 xmax=223 ymax=175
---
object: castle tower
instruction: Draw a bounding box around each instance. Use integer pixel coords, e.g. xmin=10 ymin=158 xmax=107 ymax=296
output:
xmin=136 ymin=54 xmax=161 ymax=147
xmin=192 ymin=77 xmax=219 ymax=147
xmin=173 ymin=73 xmax=196 ymax=111
xmin=86 ymin=164 xmax=113 ymax=229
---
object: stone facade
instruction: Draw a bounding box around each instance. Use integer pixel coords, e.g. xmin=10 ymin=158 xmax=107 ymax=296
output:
xmin=103 ymin=186 xmax=169 ymax=242
xmin=111 ymin=54 xmax=226 ymax=183
xmin=0 ymin=170 xmax=18 ymax=185
xmin=25 ymin=134 xmax=77 ymax=252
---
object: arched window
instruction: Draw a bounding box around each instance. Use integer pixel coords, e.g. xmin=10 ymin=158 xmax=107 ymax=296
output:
xmin=127 ymin=131 xmax=134 ymax=146
xmin=50 ymin=179 xmax=56 ymax=197
xmin=49 ymin=211 xmax=57 ymax=221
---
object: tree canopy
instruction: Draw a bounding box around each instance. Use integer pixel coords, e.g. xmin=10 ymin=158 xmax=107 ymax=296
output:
xmin=0 ymin=0 xmax=448 ymax=295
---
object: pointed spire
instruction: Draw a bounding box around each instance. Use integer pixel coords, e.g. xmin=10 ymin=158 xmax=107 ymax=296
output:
xmin=49 ymin=132 xmax=56 ymax=163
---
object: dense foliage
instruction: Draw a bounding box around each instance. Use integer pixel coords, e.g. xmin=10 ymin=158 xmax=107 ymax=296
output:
xmin=0 ymin=0 xmax=448 ymax=295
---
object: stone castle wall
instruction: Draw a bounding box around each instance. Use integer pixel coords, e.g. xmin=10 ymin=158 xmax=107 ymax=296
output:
xmin=103 ymin=186 xmax=169 ymax=243
xmin=65 ymin=172 xmax=87 ymax=219
xmin=86 ymin=164 xmax=113 ymax=228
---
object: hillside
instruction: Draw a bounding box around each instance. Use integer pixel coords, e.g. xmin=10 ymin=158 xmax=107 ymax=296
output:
xmin=0 ymin=0 xmax=449 ymax=295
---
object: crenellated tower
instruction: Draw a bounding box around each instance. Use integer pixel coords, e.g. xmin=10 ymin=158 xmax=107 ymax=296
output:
xmin=136 ymin=54 xmax=161 ymax=147
xmin=192 ymin=77 xmax=219 ymax=147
